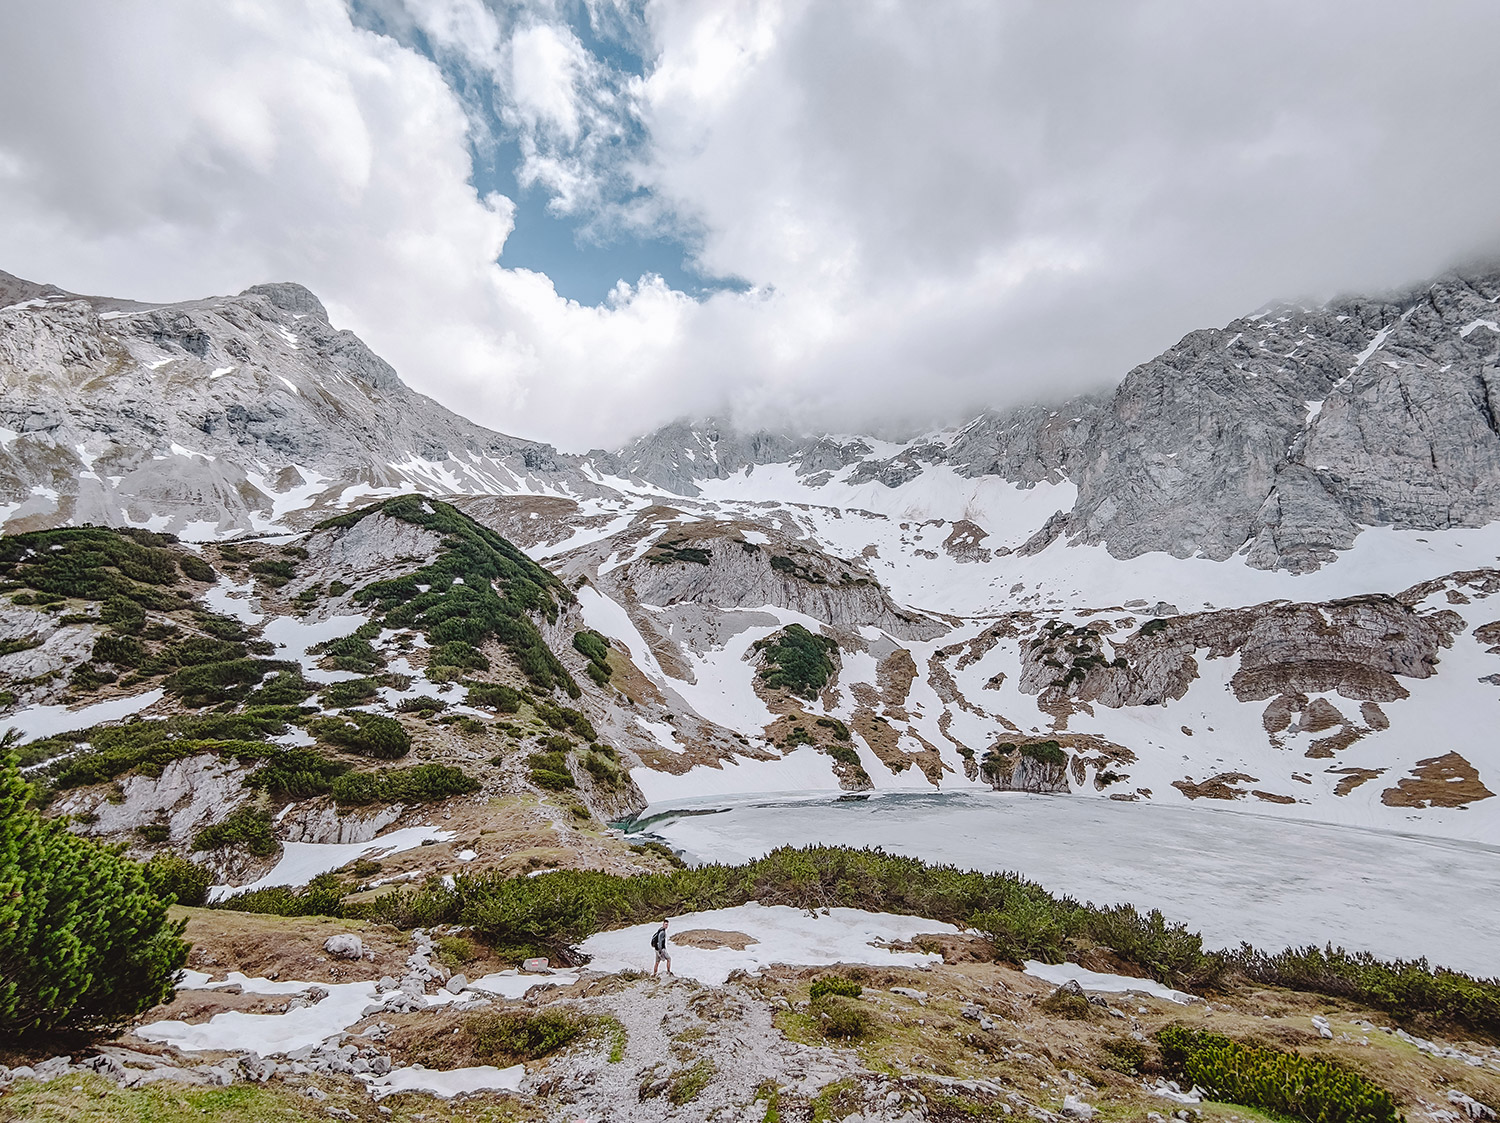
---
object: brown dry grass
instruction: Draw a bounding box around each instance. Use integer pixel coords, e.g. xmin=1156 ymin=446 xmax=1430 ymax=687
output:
xmin=176 ymin=908 xmax=406 ymax=984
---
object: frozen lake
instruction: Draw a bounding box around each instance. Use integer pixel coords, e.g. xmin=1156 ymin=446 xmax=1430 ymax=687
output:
xmin=626 ymin=790 xmax=1500 ymax=977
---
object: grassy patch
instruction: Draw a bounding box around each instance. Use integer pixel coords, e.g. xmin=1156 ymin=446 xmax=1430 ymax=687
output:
xmin=665 ymin=1058 xmax=716 ymax=1105
xmin=0 ymin=1075 xmax=374 ymax=1123
xmin=467 ymin=1007 xmax=587 ymax=1063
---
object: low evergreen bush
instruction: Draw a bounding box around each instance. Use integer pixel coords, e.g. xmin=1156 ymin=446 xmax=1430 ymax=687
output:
xmin=192 ymin=805 xmax=276 ymax=856
xmin=572 ymin=630 xmax=613 ymax=687
xmin=1156 ymin=1025 xmax=1402 ymax=1123
xmin=815 ymin=995 xmax=873 ymax=1039
xmin=1235 ymin=943 xmax=1500 ymax=1039
xmin=809 ymin=976 xmax=863 ymax=1000
xmin=330 ymin=763 xmax=479 ymax=806
xmin=307 ymin=711 xmax=410 ymax=759
xmin=240 ymin=748 xmax=350 ymax=798
xmin=0 ymin=752 xmax=188 ymax=1035
xmin=464 ymin=681 xmax=522 ymax=712
xmin=141 ymin=853 xmax=213 ymax=907
xmin=528 ymin=750 xmax=576 ymax=791
xmin=213 ymin=873 xmax=349 ymax=918
xmin=467 ymin=1008 xmax=586 ymax=1062
xmin=317 ymin=677 xmax=380 ymax=708
xmin=753 ymin=624 xmax=837 ymax=698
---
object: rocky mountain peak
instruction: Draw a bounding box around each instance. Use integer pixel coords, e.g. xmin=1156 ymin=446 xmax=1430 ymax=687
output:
xmin=241 ymin=282 xmax=328 ymax=322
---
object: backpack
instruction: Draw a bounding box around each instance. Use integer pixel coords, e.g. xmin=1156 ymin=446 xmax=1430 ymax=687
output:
xmin=651 ymin=927 xmax=666 ymax=952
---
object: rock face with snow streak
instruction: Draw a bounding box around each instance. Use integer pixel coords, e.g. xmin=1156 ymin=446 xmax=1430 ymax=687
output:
xmin=0 ymin=271 xmax=600 ymax=535
xmin=611 ymin=266 xmax=1500 ymax=574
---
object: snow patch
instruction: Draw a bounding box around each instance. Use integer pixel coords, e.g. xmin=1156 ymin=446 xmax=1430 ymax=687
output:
xmin=580 ymin=902 xmax=958 ymax=985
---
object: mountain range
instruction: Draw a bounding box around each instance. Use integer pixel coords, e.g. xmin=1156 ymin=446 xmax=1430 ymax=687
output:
xmin=4 ymin=261 xmax=1500 ymax=851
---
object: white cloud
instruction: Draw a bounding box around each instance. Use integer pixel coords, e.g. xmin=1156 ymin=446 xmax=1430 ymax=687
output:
xmin=1 ymin=0 xmax=1499 ymax=450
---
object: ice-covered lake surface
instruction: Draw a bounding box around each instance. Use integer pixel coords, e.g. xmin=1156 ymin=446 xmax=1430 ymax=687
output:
xmin=626 ymin=790 xmax=1500 ymax=977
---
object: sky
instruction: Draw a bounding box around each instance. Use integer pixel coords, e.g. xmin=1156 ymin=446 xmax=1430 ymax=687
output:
xmin=1 ymin=1 xmax=1499 ymax=451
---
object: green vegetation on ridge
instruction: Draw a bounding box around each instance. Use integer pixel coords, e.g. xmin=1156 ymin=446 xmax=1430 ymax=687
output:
xmin=319 ymin=496 xmax=578 ymax=696
xmin=754 ymin=624 xmax=837 ymax=698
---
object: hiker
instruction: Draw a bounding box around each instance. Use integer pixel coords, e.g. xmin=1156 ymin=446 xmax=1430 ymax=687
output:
xmin=651 ymin=918 xmax=672 ymax=976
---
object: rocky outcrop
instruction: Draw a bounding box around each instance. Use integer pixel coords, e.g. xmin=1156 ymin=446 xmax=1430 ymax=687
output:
xmin=1019 ymin=594 xmax=1460 ymax=714
xmin=617 ymin=525 xmax=944 ymax=640
xmin=979 ymin=741 xmax=1070 ymax=793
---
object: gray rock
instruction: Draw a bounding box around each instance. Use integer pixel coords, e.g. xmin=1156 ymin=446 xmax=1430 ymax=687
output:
xmin=322 ymin=934 xmax=364 ymax=960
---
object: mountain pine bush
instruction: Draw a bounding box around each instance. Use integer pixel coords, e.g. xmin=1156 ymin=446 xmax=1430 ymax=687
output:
xmin=753 ymin=624 xmax=837 ymax=698
xmin=0 ymin=751 xmax=187 ymax=1035
xmin=1156 ymin=1025 xmax=1403 ymax=1123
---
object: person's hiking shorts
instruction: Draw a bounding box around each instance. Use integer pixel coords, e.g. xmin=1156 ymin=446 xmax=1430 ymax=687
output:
xmin=655 ymin=947 xmax=670 ymax=962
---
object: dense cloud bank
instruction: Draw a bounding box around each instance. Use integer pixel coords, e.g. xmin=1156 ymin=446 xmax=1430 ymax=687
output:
xmin=1 ymin=0 xmax=1497 ymax=447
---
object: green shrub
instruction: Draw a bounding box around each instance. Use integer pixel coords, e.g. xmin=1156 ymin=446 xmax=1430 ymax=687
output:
xmin=241 ymin=748 xmax=350 ymax=798
xmin=1155 ymin=1025 xmax=1402 ymax=1123
xmin=970 ymin=896 xmax=1067 ymax=964
xmin=318 ymin=677 xmax=380 ymax=708
xmin=528 ymin=750 xmax=576 ymax=791
xmin=309 ymin=627 xmax=385 ymax=674
xmin=178 ymin=554 xmax=217 ymax=583
xmin=213 ymin=873 xmax=347 ymax=918
xmin=100 ymin=594 xmax=146 ymax=634
xmin=815 ymin=716 xmax=851 ymax=741
xmin=397 ymin=695 xmax=448 ymax=715
xmin=434 ymin=935 xmax=478 ymax=969
xmin=1099 ymin=1036 xmax=1145 ymax=1074
xmin=465 ymin=681 xmax=522 ymax=712
xmin=573 ymin=630 xmax=612 ymax=685
xmin=1038 ymin=983 xmax=1093 ymax=1019
xmin=753 ymin=624 xmax=837 ymax=698
xmin=582 ymin=747 xmax=623 ymax=789
xmin=532 ymin=699 xmax=596 ymax=739
xmin=629 ymin=840 xmax=686 ymax=868
xmin=330 ymin=763 xmax=479 ymax=806
xmin=646 ymin=542 xmax=712 ymax=567
xmin=164 ymin=658 xmax=291 ymax=707
xmin=307 ymin=711 xmax=410 ymax=759
xmin=809 ymin=976 xmax=862 ymax=1000
xmin=0 ymin=751 xmax=188 ymax=1035
xmin=44 ymin=710 xmax=299 ymax=789
xmin=247 ymin=558 xmax=296 ymax=587
xmin=815 ymin=995 xmax=873 ymax=1039
xmin=431 ymin=640 xmax=490 ymax=670
xmin=93 ymin=633 xmax=149 ymax=667
xmin=192 ymin=806 xmax=276 ymax=856
xmin=244 ymin=670 xmax=315 ymax=705
xmin=467 ymin=1008 xmax=586 ymax=1063
xmin=141 ymin=853 xmax=213 ymax=907
xmin=1236 ymin=943 xmax=1500 ymax=1038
